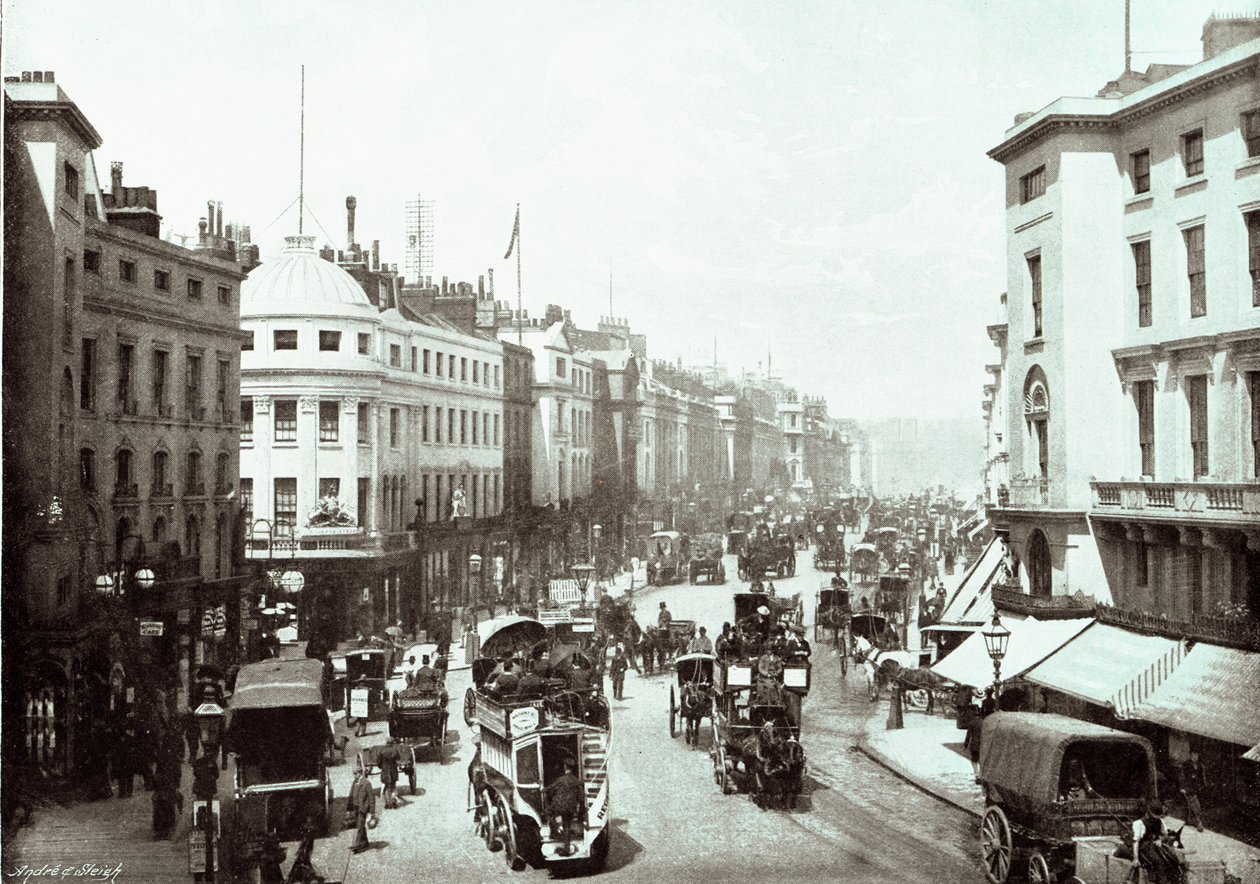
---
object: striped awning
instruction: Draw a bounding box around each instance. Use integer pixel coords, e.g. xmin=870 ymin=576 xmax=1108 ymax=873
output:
xmin=936 ymin=536 xmax=1005 ymax=628
xmin=1124 ymin=643 xmax=1260 ymax=748
xmin=1025 ymin=623 xmax=1182 ymax=710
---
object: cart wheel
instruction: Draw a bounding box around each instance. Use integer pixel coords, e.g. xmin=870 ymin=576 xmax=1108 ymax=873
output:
xmin=669 ymin=687 xmax=678 ymax=738
xmin=495 ymin=793 xmax=522 ymax=870
xmin=408 ymin=767 xmax=418 ymax=795
xmin=713 ymin=743 xmax=730 ymax=794
xmin=479 ymin=789 xmax=495 ymax=850
xmin=980 ymin=806 xmax=1013 ymax=884
xmin=1027 ymin=851 xmax=1052 ymax=884
xmin=463 ymin=687 xmax=477 ymax=727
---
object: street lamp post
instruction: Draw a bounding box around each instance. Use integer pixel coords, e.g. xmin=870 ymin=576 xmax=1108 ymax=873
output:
xmin=571 ymin=562 xmax=595 ymax=608
xmin=591 ymin=524 xmax=602 ymax=583
xmin=192 ymin=685 xmax=225 ymax=882
xmin=466 ymin=554 xmax=483 ymax=664
xmin=982 ymin=611 xmax=1011 ymax=704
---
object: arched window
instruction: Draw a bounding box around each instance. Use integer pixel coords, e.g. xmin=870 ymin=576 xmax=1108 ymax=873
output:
xmin=185 ymin=514 xmax=201 ymax=558
xmin=115 ymin=449 xmax=133 ymax=493
xmin=152 ymin=516 xmax=168 ymax=545
xmin=1027 ymin=529 xmax=1052 ymax=598
xmin=79 ymin=448 xmax=96 ymax=492
xmin=152 ymin=450 xmax=169 ymax=495
xmin=1023 ymin=367 xmax=1050 ymax=482
xmin=185 ymin=451 xmax=203 ymax=494
xmin=215 ymin=452 xmax=229 ymax=494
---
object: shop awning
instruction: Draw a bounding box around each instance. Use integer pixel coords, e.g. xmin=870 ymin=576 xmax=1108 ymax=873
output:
xmin=936 ymin=536 xmax=1006 ymax=628
xmin=1124 ymin=643 xmax=1260 ymax=748
xmin=931 ymin=616 xmax=1093 ymax=688
xmin=1243 ymin=743 xmax=1260 ymax=763
xmin=1024 ymin=623 xmax=1183 ymax=709
xmin=968 ymin=518 xmax=991 ymax=541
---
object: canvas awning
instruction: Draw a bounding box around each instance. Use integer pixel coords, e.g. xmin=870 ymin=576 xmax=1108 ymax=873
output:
xmin=935 ymin=536 xmax=1006 ymax=629
xmin=1024 ymin=623 xmax=1183 ymax=709
xmin=1243 ymin=743 xmax=1260 ymax=763
xmin=931 ymin=616 xmax=1093 ymax=688
xmin=968 ymin=518 xmax=991 ymax=541
xmin=1124 ymin=643 xmax=1260 ymax=748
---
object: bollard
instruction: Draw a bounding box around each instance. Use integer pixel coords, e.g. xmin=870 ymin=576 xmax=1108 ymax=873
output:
xmin=886 ymin=684 xmax=904 ymax=730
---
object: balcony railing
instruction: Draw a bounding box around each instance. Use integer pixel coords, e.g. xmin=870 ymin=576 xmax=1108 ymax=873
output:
xmin=1007 ymin=475 xmax=1049 ymax=507
xmin=1096 ymin=603 xmax=1260 ymax=652
xmin=150 ymin=483 xmax=173 ymax=499
xmin=113 ymin=483 xmax=138 ymax=499
xmin=1090 ymin=480 xmax=1260 ymax=523
xmin=185 ymin=482 xmax=206 ymax=497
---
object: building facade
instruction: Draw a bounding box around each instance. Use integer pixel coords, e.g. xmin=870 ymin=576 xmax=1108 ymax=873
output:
xmin=240 ymin=234 xmax=506 ymax=640
xmin=986 ymin=23 xmax=1260 ymax=615
xmin=3 ymin=72 xmax=247 ymax=783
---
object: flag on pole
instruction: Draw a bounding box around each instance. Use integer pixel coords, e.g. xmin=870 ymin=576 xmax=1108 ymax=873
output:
xmin=503 ymin=206 xmax=520 ymax=260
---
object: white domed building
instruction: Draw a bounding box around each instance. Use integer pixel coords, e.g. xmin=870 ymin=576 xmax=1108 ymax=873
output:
xmin=239 ymin=235 xmax=505 ymax=642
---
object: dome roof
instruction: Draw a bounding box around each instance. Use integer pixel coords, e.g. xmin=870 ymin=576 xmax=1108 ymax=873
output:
xmin=241 ymin=235 xmax=375 ymax=316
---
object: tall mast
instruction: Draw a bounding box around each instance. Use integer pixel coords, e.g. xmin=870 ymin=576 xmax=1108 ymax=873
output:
xmin=299 ymin=65 xmax=306 ymax=234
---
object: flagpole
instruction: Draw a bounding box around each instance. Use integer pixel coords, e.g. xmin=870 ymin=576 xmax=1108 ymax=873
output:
xmin=516 ymin=202 xmax=523 ymax=347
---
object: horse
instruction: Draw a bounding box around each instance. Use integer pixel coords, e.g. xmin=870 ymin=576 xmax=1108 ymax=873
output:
xmin=854 ymin=636 xmax=917 ymax=702
xmin=678 ymin=683 xmax=710 ymax=748
xmin=882 ymin=661 xmax=947 ymax=713
xmin=740 ymin=721 xmax=805 ymax=810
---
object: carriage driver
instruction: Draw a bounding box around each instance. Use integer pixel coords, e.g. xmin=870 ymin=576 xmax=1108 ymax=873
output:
xmin=413 ymin=655 xmax=440 ymax=691
xmin=544 ymin=757 xmax=585 ymax=857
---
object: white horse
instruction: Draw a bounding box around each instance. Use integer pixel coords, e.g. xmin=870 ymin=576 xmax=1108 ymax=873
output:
xmin=853 ymin=635 xmax=917 ymax=701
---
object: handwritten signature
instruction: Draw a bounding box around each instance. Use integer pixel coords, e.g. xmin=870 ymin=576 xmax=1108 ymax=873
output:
xmin=4 ymin=864 xmax=122 ymax=883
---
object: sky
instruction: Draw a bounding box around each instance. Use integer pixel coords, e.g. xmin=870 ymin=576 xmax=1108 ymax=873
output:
xmin=3 ymin=0 xmax=1239 ymax=421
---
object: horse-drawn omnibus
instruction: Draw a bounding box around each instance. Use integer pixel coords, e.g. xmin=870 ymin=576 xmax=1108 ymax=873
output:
xmin=464 ymin=618 xmax=612 ymax=871
xmin=226 ymin=659 xmax=333 ymax=840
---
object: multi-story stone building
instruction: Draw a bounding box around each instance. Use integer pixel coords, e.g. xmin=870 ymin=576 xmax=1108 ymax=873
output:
xmin=240 ymin=232 xmax=505 ymax=639
xmin=3 ymin=71 xmax=247 ymax=782
xmin=987 ymin=20 xmax=1260 ymax=612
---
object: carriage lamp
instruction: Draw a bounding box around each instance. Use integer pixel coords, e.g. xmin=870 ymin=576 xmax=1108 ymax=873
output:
xmin=592 ymin=524 xmax=602 ymax=540
xmin=982 ymin=611 xmax=1011 ymax=696
xmin=468 ymin=553 xmax=483 ymax=575
xmin=571 ymin=563 xmax=595 ymax=595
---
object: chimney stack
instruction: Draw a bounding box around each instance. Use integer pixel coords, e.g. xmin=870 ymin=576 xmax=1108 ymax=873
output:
xmin=442 ymin=276 xmax=449 ymax=295
xmin=488 ymin=268 xmax=494 ymax=295
xmin=216 ymin=201 xmax=224 ymax=237
xmin=371 ymin=240 xmax=380 ymax=270
xmin=207 ymin=201 xmax=216 ymax=237
xmin=110 ymin=161 xmax=123 ymax=195
xmin=478 ymin=275 xmax=485 ymax=297
xmin=346 ymin=196 xmax=357 ymax=249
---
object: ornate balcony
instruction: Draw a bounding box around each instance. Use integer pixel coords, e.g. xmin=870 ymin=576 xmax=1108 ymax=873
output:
xmin=1089 ymin=480 xmax=1260 ymax=527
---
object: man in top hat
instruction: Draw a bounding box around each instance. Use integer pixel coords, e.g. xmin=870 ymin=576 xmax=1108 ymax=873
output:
xmin=657 ymin=601 xmax=672 ymax=630
xmin=413 ymin=655 xmax=440 ymax=692
xmin=348 ymin=766 xmax=376 ymax=853
xmin=544 ymin=757 xmax=585 ymax=856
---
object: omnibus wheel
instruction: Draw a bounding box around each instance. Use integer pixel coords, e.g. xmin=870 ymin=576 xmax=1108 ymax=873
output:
xmin=981 ymin=805 xmax=1013 ymax=884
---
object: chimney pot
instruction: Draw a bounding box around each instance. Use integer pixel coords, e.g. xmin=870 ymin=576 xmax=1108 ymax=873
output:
xmin=346 ymin=196 xmax=357 ymax=250
xmin=442 ymin=276 xmax=448 ymax=295
xmin=478 ymin=275 xmax=485 ymax=297
xmin=110 ymin=161 xmax=123 ymax=194
xmin=207 ymin=201 xmax=216 ymax=234
xmin=44 ymin=71 xmax=54 ymax=83
xmin=216 ymin=201 xmax=223 ymax=237
xmin=21 ymin=71 xmax=32 ymax=82
xmin=371 ymin=239 xmax=380 ymax=270
xmin=32 ymin=71 xmax=43 ymax=83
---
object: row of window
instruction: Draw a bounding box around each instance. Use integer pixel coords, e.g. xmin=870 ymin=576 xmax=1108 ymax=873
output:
xmin=1026 ymin=211 xmax=1260 ymax=339
xmin=240 ymin=397 xmax=507 ymax=450
xmin=81 ymin=338 xmax=233 ymax=422
xmin=1130 ymin=371 xmax=1260 ymax=479
xmin=240 ymin=471 xmax=504 ymax=534
xmin=246 ymin=328 xmax=502 ymax=386
xmin=85 ymin=446 xmax=232 ymax=498
xmin=554 ymin=357 xmax=593 ymax=394
xmin=83 ymin=249 xmax=231 ymax=304
xmin=1019 ymin=110 xmax=1260 ymax=208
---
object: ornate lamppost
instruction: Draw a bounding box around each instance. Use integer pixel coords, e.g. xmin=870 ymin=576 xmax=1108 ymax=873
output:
xmin=982 ymin=610 xmax=1011 ymax=704
xmin=191 ymin=684 xmax=225 ymax=882
xmin=571 ymin=562 xmax=595 ymax=610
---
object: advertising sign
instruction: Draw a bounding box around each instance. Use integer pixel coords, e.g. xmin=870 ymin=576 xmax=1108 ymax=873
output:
xmin=139 ymin=621 xmax=164 ymax=637
xmin=350 ymin=687 xmax=370 ymax=719
xmin=213 ymin=605 xmax=227 ymax=639
xmin=508 ymin=706 xmax=539 ymax=738
xmin=548 ymin=579 xmax=582 ymax=604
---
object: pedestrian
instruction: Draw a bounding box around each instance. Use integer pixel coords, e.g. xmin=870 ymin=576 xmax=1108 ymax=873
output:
xmin=348 ymin=767 xmax=376 ymax=854
xmin=544 ymin=758 xmax=584 ymax=857
xmin=687 ymin=626 xmax=714 ymax=655
xmin=113 ymin=714 xmax=137 ymax=798
xmin=1179 ymin=749 xmax=1207 ymax=832
xmin=610 ymin=646 xmax=628 ymax=701
xmin=377 ymin=738 xmax=401 ymax=809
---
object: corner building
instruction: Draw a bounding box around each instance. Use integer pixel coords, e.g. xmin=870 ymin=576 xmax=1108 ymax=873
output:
xmin=987 ymin=22 xmax=1260 ymax=615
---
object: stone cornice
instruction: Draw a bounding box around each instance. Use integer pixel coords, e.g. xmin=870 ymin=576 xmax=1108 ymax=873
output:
xmin=8 ymin=99 xmax=102 ymax=148
xmin=86 ymin=221 xmax=246 ymax=278
xmin=988 ymin=56 xmax=1259 ymax=165
xmin=83 ymin=296 xmax=248 ymax=341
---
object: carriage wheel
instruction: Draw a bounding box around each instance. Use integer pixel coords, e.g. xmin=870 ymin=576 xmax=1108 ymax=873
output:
xmin=669 ymin=687 xmax=678 ymax=738
xmin=980 ymin=806 xmax=1013 ymax=884
xmin=713 ymin=743 xmax=731 ymax=794
xmin=463 ymin=687 xmax=477 ymax=727
xmin=479 ymin=789 xmax=495 ymax=849
xmin=495 ymin=793 xmax=522 ymax=870
xmin=1027 ymin=852 xmax=1052 ymax=884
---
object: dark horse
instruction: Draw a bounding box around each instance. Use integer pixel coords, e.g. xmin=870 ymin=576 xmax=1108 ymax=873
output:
xmin=741 ymin=721 xmax=805 ymax=810
xmin=679 ymin=683 xmax=711 ymax=748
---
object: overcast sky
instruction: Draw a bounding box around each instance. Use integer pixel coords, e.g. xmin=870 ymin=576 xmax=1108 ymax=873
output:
xmin=4 ymin=0 xmax=1237 ymax=420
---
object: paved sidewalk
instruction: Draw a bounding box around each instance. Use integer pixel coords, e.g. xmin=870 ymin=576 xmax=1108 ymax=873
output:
xmin=857 ymin=707 xmax=1260 ymax=880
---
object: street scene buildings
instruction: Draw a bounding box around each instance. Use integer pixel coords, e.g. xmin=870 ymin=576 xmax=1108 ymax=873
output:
xmin=3 ymin=5 xmax=1259 ymax=884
